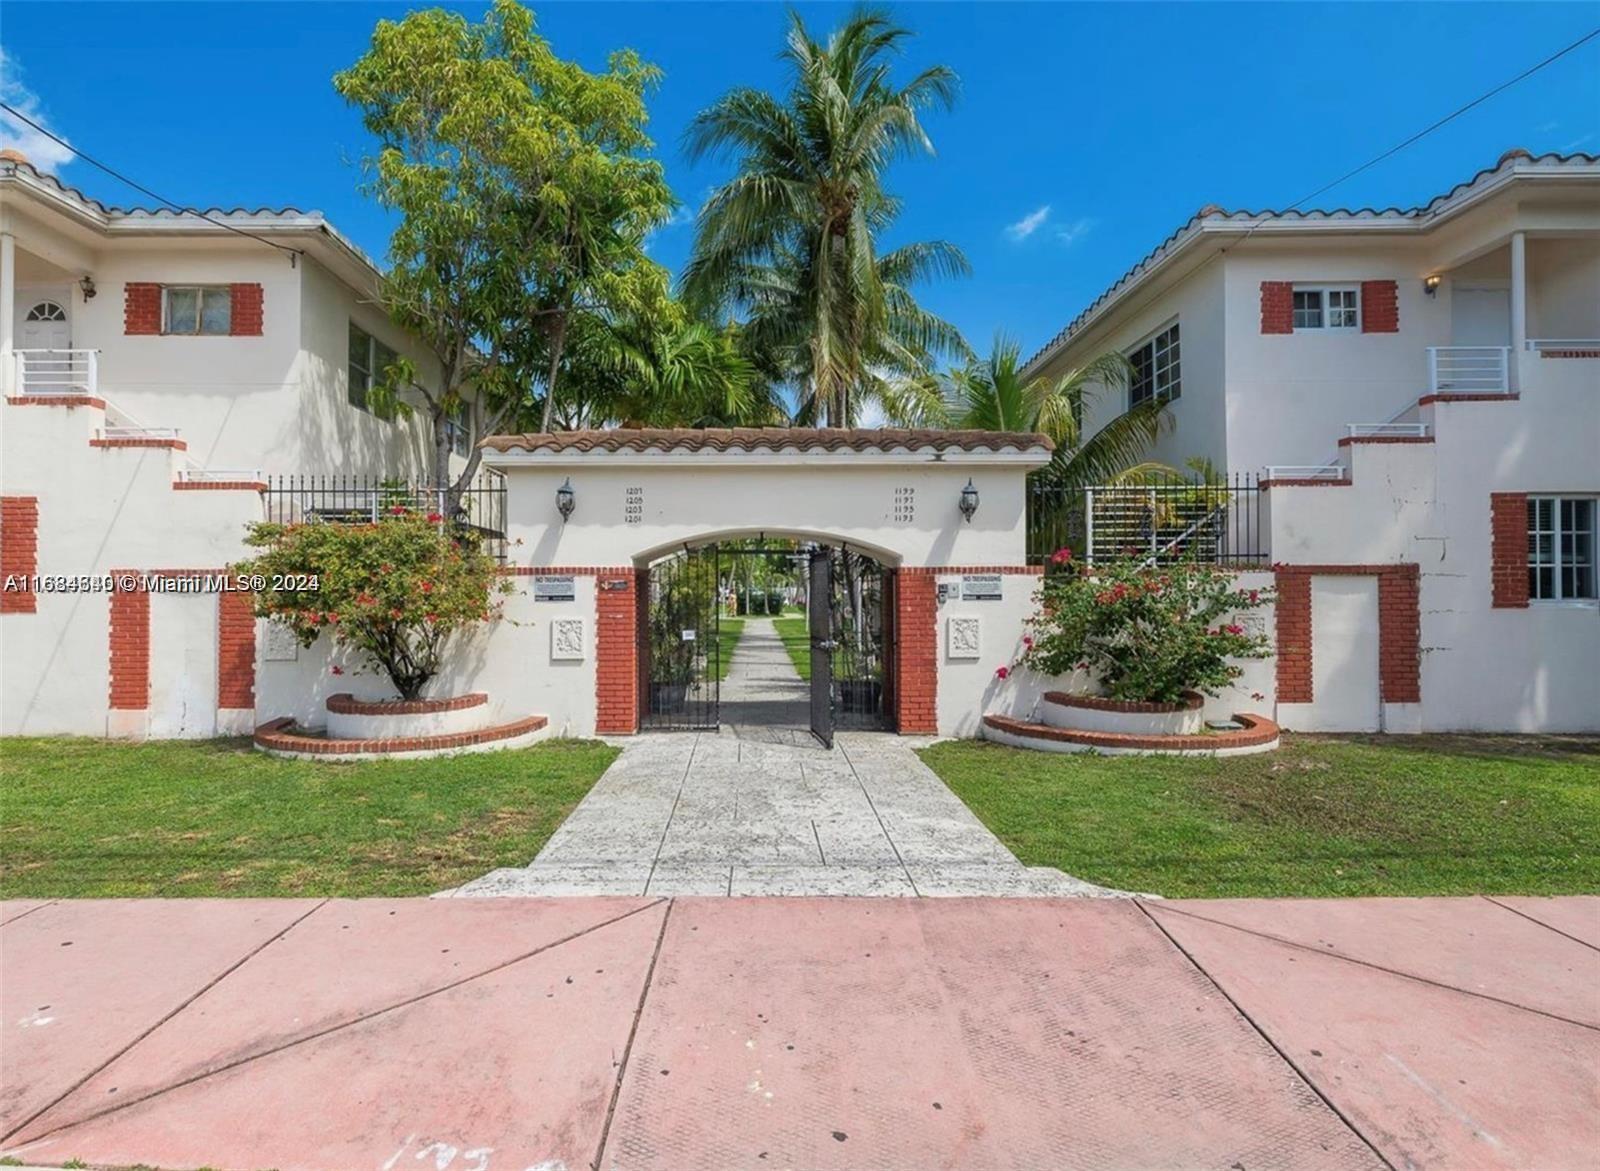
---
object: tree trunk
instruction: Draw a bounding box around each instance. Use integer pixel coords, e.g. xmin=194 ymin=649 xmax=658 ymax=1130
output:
xmin=538 ymin=312 xmax=569 ymax=433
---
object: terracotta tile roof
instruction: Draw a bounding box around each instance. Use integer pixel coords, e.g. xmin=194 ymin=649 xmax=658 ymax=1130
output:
xmin=1022 ymin=149 xmax=1600 ymax=374
xmin=481 ymin=427 xmax=1053 ymax=455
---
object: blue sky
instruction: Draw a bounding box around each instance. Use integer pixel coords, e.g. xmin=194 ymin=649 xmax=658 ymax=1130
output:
xmin=3 ymin=2 xmax=1597 ymax=361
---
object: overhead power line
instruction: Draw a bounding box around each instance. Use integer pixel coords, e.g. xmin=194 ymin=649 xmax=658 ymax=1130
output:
xmin=0 ymin=100 xmax=303 ymax=263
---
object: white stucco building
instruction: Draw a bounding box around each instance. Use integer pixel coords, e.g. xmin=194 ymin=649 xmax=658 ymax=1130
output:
xmin=1025 ymin=149 xmax=1599 ymax=732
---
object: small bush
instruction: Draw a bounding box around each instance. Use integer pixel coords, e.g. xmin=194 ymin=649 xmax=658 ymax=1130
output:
xmin=1019 ymin=553 xmax=1272 ymax=703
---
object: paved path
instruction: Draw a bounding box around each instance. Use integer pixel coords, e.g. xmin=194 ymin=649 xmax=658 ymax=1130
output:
xmin=3 ymin=895 xmax=1595 ymax=1170
xmin=717 ymin=616 xmax=811 ymax=745
xmin=447 ymin=728 xmax=1113 ymax=898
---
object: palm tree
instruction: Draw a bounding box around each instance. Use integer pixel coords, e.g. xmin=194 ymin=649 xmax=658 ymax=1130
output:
xmin=944 ymin=334 xmax=1171 ymax=489
xmin=682 ymin=8 xmax=971 ymax=426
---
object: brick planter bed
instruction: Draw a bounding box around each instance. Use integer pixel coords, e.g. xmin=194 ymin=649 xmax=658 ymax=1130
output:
xmin=1038 ymin=690 xmax=1206 ymax=737
xmin=982 ymin=711 xmax=1280 ymax=757
xmin=324 ymin=692 xmax=491 ymax=740
xmin=253 ymin=714 xmax=548 ymax=761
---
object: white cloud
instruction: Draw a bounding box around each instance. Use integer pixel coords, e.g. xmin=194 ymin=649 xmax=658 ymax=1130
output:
xmin=1005 ymin=204 xmax=1051 ymax=241
xmin=1055 ymin=217 xmax=1096 ymax=246
xmin=0 ymin=49 xmax=73 ymax=172
xmin=1562 ymin=132 xmax=1595 ymax=151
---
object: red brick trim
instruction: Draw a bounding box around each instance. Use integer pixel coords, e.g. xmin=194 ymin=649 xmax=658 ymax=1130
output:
xmin=1336 ymin=435 xmax=1434 ymax=448
xmin=230 ymin=283 xmax=264 ymax=336
xmin=983 ymin=711 xmax=1279 ymax=752
xmin=109 ymin=573 xmax=150 ymax=710
xmin=894 ymin=571 xmax=937 ymax=733
xmin=90 ymin=437 xmax=187 ymax=451
xmin=1417 ymin=393 xmax=1519 ymax=406
xmin=595 ymin=569 xmax=638 ymax=734
xmin=1274 ymin=564 xmax=1421 ymax=704
xmin=1490 ymin=493 xmax=1529 ymax=609
xmin=125 ymin=282 xmax=162 ymax=335
xmin=898 ymin=565 xmax=1043 ymax=576
xmin=327 ymin=691 xmax=486 ymax=715
xmin=1043 ymin=689 xmax=1202 ymax=714
xmin=218 ymin=587 xmax=257 ymax=710
xmin=1260 ymin=281 xmax=1294 ymax=334
xmin=7 ymin=395 xmax=107 ymax=409
xmin=254 ymin=714 xmax=546 ymax=757
xmin=1360 ymin=280 xmax=1399 ymax=333
xmin=173 ymin=480 xmax=266 ymax=492
xmin=1539 ymin=349 xmax=1600 ymax=359
xmin=1 ymin=496 xmax=39 ymax=614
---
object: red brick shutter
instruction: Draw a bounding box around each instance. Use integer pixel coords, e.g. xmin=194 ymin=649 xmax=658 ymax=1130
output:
xmin=230 ymin=283 xmax=264 ymax=336
xmin=1 ymin=496 xmax=39 ymax=614
xmin=217 ymin=588 xmax=257 ymax=708
xmin=124 ymin=283 xmax=162 ymax=335
xmin=1361 ymin=280 xmax=1399 ymax=333
xmin=109 ymin=575 xmax=151 ymax=710
xmin=595 ymin=570 xmax=639 ymax=733
xmin=1260 ymin=282 xmax=1293 ymax=334
xmin=1273 ymin=569 xmax=1312 ymax=701
xmin=893 ymin=571 xmax=938 ymax=733
xmin=1490 ymin=493 xmax=1530 ymax=608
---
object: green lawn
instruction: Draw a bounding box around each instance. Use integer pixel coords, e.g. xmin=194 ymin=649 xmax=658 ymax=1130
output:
xmin=773 ymin=615 xmax=812 ymax=680
xmin=920 ymin=734 xmax=1600 ymax=898
xmin=0 ymin=737 xmax=619 ymax=898
xmin=710 ymin=616 xmax=745 ymax=681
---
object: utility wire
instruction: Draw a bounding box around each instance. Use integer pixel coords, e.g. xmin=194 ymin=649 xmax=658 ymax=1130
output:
xmin=0 ymin=100 xmax=303 ymax=263
xmin=1028 ymin=23 xmax=1600 ymax=369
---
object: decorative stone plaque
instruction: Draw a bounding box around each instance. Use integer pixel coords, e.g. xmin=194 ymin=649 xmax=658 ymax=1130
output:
xmin=263 ymin=620 xmax=299 ymax=662
xmin=947 ymin=615 xmax=981 ymax=661
xmin=551 ymin=617 xmax=586 ymax=661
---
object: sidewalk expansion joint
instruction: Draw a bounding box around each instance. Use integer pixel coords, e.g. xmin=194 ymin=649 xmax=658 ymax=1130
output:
xmin=1482 ymin=895 xmax=1600 ymax=954
xmin=592 ymin=898 xmax=674 ymax=1171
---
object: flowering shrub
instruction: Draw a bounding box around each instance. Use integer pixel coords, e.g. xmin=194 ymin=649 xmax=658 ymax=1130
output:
xmin=235 ymin=511 xmax=511 ymax=700
xmin=1017 ymin=552 xmax=1272 ymax=703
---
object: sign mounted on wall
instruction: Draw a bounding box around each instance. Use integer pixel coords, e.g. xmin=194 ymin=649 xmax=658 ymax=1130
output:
xmin=960 ymin=574 xmax=1003 ymax=601
xmin=533 ymin=575 xmax=576 ymax=602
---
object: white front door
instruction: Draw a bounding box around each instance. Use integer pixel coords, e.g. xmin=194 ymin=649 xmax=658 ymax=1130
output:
xmin=1451 ymin=285 xmax=1511 ymax=347
xmin=1302 ymin=576 xmax=1381 ymax=733
xmin=17 ymin=290 xmax=72 ymax=351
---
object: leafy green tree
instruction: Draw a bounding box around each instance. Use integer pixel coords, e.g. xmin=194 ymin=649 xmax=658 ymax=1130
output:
xmin=334 ymin=0 xmax=674 ymax=492
xmin=944 ymin=334 xmax=1169 ymax=490
xmin=683 ymin=8 xmax=970 ymax=426
xmin=236 ymin=511 xmax=512 ymax=700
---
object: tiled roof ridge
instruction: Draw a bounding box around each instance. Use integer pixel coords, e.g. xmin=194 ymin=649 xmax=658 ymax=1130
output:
xmin=481 ymin=426 xmax=1054 ymax=454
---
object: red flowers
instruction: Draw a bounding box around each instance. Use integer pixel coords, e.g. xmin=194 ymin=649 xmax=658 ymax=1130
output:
xmin=426 ymin=512 xmax=444 ymax=523
xmin=1022 ymin=635 xmax=1034 ymax=649
xmin=420 ymin=581 xmax=433 ymax=593
xmin=331 ymin=665 xmax=344 ymax=676
xmin=389 ymin=505 xmax=407 ymax=516
xmin=1050 ymin=547 xmax=1074 ymax=565
xmin=1225 ymin=623 xmax=1244 ymax=636
xmin=994 ymin=665 xmax=1010 ymax=680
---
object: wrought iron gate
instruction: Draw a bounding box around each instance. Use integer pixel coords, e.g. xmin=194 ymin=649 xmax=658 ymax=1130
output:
xmin=640 ymin=547 xmax=721 ymax=730
xmin=825 ymin=545 xmax=893 ymax=735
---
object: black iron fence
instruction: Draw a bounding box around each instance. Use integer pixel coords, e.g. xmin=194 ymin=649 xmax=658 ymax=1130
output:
xmin=262 ymin=474 xmax=508 ymax=556
xmin=1028 ymin=471 xmax=1267 ymax=567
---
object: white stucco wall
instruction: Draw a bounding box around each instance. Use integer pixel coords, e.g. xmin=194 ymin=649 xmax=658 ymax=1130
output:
xmin=0 ymin=397 xmax=262 ymax=737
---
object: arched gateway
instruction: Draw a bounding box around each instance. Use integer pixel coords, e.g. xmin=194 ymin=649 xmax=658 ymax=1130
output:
xmin=477 ymin=428 xmax=1054 ymax=744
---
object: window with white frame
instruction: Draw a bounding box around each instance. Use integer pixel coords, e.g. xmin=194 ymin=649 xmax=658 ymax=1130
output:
xmin=1528 ymin=497 xmax=1596 ymax=601
xmin=347 ymin=321 xmax=398 ymax=420
xmin=164 ymin=286 xmax=232 ymax=335
xmin=1128 ymin=321 xmax=1180 ymax=408
xmin=445 ymin=402 xmax=471 ymax=458
xmin=1292 ymin=286 xmax=1359 ymax=331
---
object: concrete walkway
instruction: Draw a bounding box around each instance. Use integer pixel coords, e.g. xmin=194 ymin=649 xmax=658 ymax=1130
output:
xmin=3 ymin=895 xmax=1595 ymax=1170
xmin=447 ymin=727 xmax=1114 ymax=898
xmin=717 ymin=615 xmax=811 ymax=745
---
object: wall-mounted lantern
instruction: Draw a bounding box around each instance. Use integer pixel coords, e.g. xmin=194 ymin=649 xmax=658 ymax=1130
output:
xmin=78 ymin=274 xmax=97 ymax=302
xmin=555 ymin=477 xmax=576 ymax=523
xmin=958 ymin=478 xmax=979 ymax=523
xmin=1423 ymin=275 xmax=1441 ymax=297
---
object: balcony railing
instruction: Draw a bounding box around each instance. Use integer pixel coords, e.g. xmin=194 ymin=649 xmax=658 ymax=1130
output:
xmin=1028 ymin=472 xmax=1267 ymax=567
xmin=1427 ymin=346 xmax=1510 ymax=395
xmin=1526 ymin=339 xmax=1600 ymax=354
xmin=14 ymin=349 xmax=98 ymax=397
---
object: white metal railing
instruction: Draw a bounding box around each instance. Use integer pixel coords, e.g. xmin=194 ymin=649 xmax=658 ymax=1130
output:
xmin=98 ymin=425 xmax=182 ymax=441
xmin=1427 ymin=346 xmax=1510 ymax=394
xmin=14 ymin=348 xmax=98 ymax=397
xmin=1345 ymin=422 xmax=1430 ymax=439
xmin=1526 ymin=339 xmax=1600 ymax=352
xmin=1264 ymin=465 xmax=1348 ymax=482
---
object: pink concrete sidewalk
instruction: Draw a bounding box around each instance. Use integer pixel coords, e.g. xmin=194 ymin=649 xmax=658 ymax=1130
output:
xmin=1 ymin=895 xmax=1596 ymax=1171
